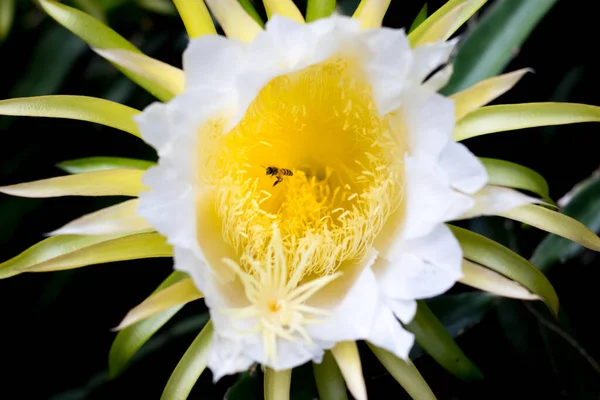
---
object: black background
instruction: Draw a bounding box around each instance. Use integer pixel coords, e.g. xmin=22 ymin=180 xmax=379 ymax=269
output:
xmin=1 ymin=0 xmax=599 ymax=399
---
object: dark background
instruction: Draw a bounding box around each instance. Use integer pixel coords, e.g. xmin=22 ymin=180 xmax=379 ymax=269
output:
xmin=1 ymin=0 xmax=599 ymax=399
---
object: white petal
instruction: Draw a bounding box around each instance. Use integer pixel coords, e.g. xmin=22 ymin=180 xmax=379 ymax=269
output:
xmin=183 ymin=35 xmax=247 ymax=92
xmin=308 ymin=265 xmax=379 ymax=342
xmin=365 ymin=27 xmax=412 ymax=115
xmin=397 ymin=86 xmax=455 ymax=160
xmin=134 ymin=102 xmax=170 ymax=153
xmin=365 ymin=304 xmax=415 ymax=360
xmin=402 ymin=155 xmax=474 ymax=240
xmin=208 ymin=333 xmax=254 ymax=381
xmin=409 ymin=40 xmax=457 ymax=84
xmin=375 ymin=225 xmax=462 ymax=300
xmin=460 ymin=185 xmax=541 ymax=219
xmin=438 ymin=141 xmax=488 ymax=194
xmin=241 ymin=332 xmax=328 ymax=371
xmin=384 ymin=298 xmax=417 ymax=324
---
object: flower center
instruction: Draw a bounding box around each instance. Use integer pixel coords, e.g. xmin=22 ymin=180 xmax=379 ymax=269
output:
xmin=208 ymin=57 xmax=404 ymax=280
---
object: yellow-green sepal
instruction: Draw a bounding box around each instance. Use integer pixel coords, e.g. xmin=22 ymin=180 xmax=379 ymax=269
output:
xmin=109 ymin=271 xmax=189 ymax=378
xmin=39 ymin=0 xmax=174 ymax=102
xmin=306 ymin=0 xmax=336 ymax=22
xmin=161 ymin=321 xmax=214 ymax=400
xmin=368 ymin=343 xmax=436 ymax=400
xmin=405 ymin=300 xmax=484 ymax=381
xmin=0 ymin=169 xmax=147 ymax=198
xmin=408 ymin=0 xmax=487 ymax=46
xmin=57 ymin=157 xmax=155 ymax=174
xmin=0 ymin=95 xmax=141 ymax=137
xmin=449 ymin=225 xmax=559 ymax=317
xmin=499 ymin=205 xmax=600 ymax=252
xmin=0 ymin=232 xmax=171 ymax=279
xmin=453 ymin=103 xmax=600 ymax=141
xmin=480 ymin=158 xmax=552 ymax=204
xmin=313 ymin=351 xmax=348 ymax=400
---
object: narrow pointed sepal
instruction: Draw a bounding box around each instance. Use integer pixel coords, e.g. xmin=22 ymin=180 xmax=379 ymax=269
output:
xmin=406 ymin=301 xmax=484 ymax=381
xmin=114 ymin=277 xmax=203 ymax=331
xmin=39 ymin=0 xmax=174 ymax=101
xmin=161 ymin=321 xmax=214 ymax=400
xmin=499 ymin=204 xmax=600 ymax=251
xmin=94 ymin=49 xmax=185 ymax=97
xmin=353 ymin=0 xmax=391 ymax=29
xmin=453 ymin=103 xmax=600 ymax=141
xmin=408 ymin=0 xmax=488 ymax=46
xmin=109 ymin=271 xmax=189 ymax=378
xmin=205 ymin=0 xmax=263 ymax=43
xmin=0 ymin=232 xmax=171 ymax=278
xmin=480 ymin=158 xmax=552 ymax=203
xmin=449 ymin=225 xmax=559 ymax=316
xmin=331 ymin=341 xmax=367 ymax=400
xmin=0 ymin=96 xmax=141 ymax=137
xmin=313 ymin=351 xmax=348 ymax=400
xmin=451 ymin=69 xmax=532 ymax=120
xmin=172 ymin=0 xmax=216 ymax=38
xmin=368 ymin=343 xmax=437 ymax=400
xmin=460 ymin=259 xmax=540 ymax=300
xmin=264 ymin=368 xmax=292 ymax=400
xmin=0 ymin=169 xmax=147 ymax=198
xmin=49 ymin=199 xmax=152 ymax=236
xmin=263 ymin=0 xmax=304 ymax=23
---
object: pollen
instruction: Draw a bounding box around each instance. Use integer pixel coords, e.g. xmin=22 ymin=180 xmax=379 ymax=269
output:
xmin=199 ymin=57 xmax=405 ymax=363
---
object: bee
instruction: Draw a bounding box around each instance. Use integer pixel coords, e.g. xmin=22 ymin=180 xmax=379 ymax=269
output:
xmin=262 ymin=165 xmax=293 ymax=187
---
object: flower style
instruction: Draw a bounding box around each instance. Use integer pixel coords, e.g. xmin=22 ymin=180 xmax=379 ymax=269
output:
xmin=1 ymin=0 xmax=600 ymax=399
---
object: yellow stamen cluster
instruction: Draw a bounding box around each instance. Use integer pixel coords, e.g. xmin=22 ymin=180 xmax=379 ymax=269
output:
xmin=199 ymin=57 xmax=405 ymax=362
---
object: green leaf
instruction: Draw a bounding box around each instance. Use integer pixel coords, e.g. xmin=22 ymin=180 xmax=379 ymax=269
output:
xmin=368 ymin=343 xmax=436 ymax=400
xmin=161 ymin=321 xmax=214 ymax=400
xmin=313 ymin=351 xmax=348 ymax=400
xmin=0 ymin=96 xmax=141 ymax=137
xmin=453 ymin=103 xmax=600 ymax=141
xmin=532 ymin=176 xmax=600 ymax=272
xmin=9 ymin=27 xmax=87 ymax=97
xmin=0 ymin=232 xmax=171 ymax=278
xmin=39 ymin=0 xmax=174 ymax=101
xmin=443 ymin=0 xmax=558 ymax=94
xmin=239 ymin=0 xmax=265 ymax=27
xmin=408 ymin=3 xmax=428 ymax=34
xmin=0 ymin=0 xmax=15 ymax=43
xmin=136 ymin=0 xmax=177 ymax=16
xmin=405 ymin=300 xmax=484 ymax=381
xmin=480 ymin=157 xmax=551 ymax=202
xmin=499 ymin=205 xmax=600 ymax=252
xmin=449 ymin=225 xmax=559 ymax=316
xmin=58 ymin=157 xmax=155 ymax=174
xmin=306 ymin=0 xmax=336 ymax=22
xmin=71 ymin=0 xmax=107 ymax=23
xmin=109 ymin=271 xmax=188 ymax=378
